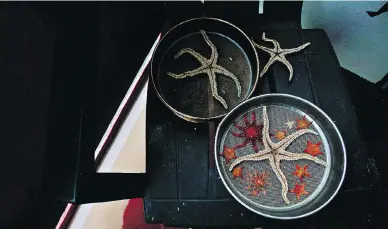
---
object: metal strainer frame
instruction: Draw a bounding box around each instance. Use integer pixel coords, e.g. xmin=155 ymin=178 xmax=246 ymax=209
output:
xmin=151 ymin=17 xmax=260 ymax=122
xmin=214 ymin=94 xmax=347 ymax=220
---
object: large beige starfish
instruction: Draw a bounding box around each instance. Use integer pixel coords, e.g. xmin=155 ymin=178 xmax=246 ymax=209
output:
xmin=229 ymin=107 xmax=327 ymax=204
xmin=252 ymin=33 xmax=311 ymax=81
xmin=167 ymin=30 xmax=241 ymax=109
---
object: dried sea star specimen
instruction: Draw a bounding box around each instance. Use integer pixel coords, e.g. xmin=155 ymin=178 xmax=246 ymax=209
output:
xmin=219 ymin=146 xmax=238 ymax=164
xmin=252 ymin=33 xmax=311 ymax=81
xmin=167 ymin=30 xmax=241 ymax=109
xmin=232 ymin=166 xmax=244 ymax=179
xmin=229 ymin=107 xmax=327 ymax=204
xmin=290 ymin=183 xmax=309 ymax=200
xmin=296 ymin=115 xmax=313 ymax=130
xmin=304 ymin=141 xmax=323 ymax=157
xmin=293 ymin=164 xmax=311 ymax=182
xmin=274 ymin=130 xmax=287 ymax=140
xmin=286 ymin=120 xmax=295 ymax=129
xmin=246 ymin=170 xmax=270 ymax=197
xmin=232 ymin=112 xmax=264 ymax=153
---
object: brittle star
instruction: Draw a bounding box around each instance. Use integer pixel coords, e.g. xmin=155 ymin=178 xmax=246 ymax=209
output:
xmin=167 ymin=30 xmax=242 ymax=109
xmin=252 ymin=33 xmax=311 ymax=81
xmin=229 ymin=106 xmax=327 ymax=204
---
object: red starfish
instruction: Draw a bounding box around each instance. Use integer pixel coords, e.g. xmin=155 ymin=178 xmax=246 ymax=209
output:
xmin=304 ymin=141 xmax=323 ymax=157
xmin=219 ymin=146 xmax=237 ymax=164
xmin=290 ymin=183 xmax=309 ymax=199
xmin=232 ymin=166 xmax=244 ymax=179
xmin=296 ymin=115 xmax=312 ymax=130
xmin=232 ymin=112 xmax=264 ymax=153
xmin=292 ymin=164 xmax=311 ymax=182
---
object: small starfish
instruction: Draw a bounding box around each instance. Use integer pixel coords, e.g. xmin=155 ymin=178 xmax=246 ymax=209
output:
xmin=232 ymin=166 xmax=244 ymax=179
xmin=286 ymin=120 xmax=295 ymax=129
xmin=229 ymin=106 xmax=327 ymax=204
xmin=296 ymin=115 xmax=313 ymax=130
xmin=167 ymin=30 xmax=242 ymax=109
xmin=220 ymin=146 xmax=237 ymax=164
xmin=292 ymin=164 xmax=311 ymax=182
xmin=246 ymin=170 xmax=270 ymax=196
xmin=304 ymin=141 xmax=323 ymax=157
xmin=290 ymin=183 xmax=309 ymax=199
xmin=252 ymin=33 xmax=311 ymax=81
xmin=274 ymin=130 xmax=287 ymax=141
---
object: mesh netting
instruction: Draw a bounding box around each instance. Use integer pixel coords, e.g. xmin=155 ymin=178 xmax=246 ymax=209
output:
xmin=220 ymin=105 xmax=329 ymax=209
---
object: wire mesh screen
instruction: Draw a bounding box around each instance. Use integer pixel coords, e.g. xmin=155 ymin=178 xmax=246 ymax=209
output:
xmin=220 ymin=105 xmax=330 ymax=209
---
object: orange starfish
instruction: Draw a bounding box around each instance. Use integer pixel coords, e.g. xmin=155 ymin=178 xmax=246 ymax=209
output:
xmin=274 ymin=129 xmax=287 ymax=140
xmin=232 ymin=166 xmax=244 ymax=179
xmin=246 ymin=170 xmax=270 ymax=196
xmin=304 ymin=141 xmax=323 ymax=157
xmin=296 ymin=116 xmax=312 ymax=130
xmin=290 ymin=183 xmax=309 ymax=199
xmin=220 ymin=146 xmax=237 ymax=164
xmin=250 ymin=190 xmax=260 ymax=196
xmin=292 ymin=164 xmax=311 ymax=182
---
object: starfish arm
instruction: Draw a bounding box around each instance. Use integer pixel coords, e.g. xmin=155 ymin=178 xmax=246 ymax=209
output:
xmin=280 ymin=150 xmax=327 ymax=167
xmin=200 ymin=30 xmax=218 ymax=63
xmin=243 ymin=115 xmax=249 ymax=126
xmin=174 ymin=48 xmax=207 ymax=64
xmin=234 ymin=140 xmax=248 ymax=149
xmin=275 ymin=129 xmax=318 ymax=150
xmin=282 ymin=42 xmax=311 ymax=55
xmin=252 ymin=141 xmax=259 ymax=153
xmin=269 ymin=156 xmax=290 ymax=204
xmin=231 ymin=132 xmax=245 ymax=137
xmin=277 ymin=55 xmax=294 ymax=81
xmin=229 ymin=150 xmax=271 ymax=171
xmin=262 ymin=106 xmax=276 ymax=148
xmin=208 ymin=72 xmax=228 ymax=109
xmin=252 ymin=39 xmax=275 ymax=55
xmin=251 ymin=111 xmax=257 ymax=125
xmin=214 ymin=66 xmax=242 ymax=97
xmin=234 ymin=122 xmax=246 ymax=131
xmin=167 ymin=67 xmax=206 ymax=79
xmin=261 ymin=33 xmax=281 ymax=51
xmin=259 ymin=55 xmax=278 ymax=77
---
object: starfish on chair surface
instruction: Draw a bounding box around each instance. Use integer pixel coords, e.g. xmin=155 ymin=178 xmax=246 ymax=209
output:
xmin=252 ymin=33 xmax=311 ymax=81
xmin=229 ymin=107 xmax=327 ymax=204
xmin=167 ymin=30 xmax=242 ymax=109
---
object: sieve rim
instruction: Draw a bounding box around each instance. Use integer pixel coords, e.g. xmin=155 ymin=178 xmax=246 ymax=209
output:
xmin=214 ymin=93 xmax=347 ymax=220
xmin=150 ymin=17 xmax=260 ymax=122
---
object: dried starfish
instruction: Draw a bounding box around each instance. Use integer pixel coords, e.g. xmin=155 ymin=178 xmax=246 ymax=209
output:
xmin=252 ymin=33 xmax=311 ymax=81
xmin=286 ymin=120 xmax=295 ymax=129
xmin=229 ymin=106 xmax=327 ymax=204
xmin=167 ymin=30 xmax=242 ymax=109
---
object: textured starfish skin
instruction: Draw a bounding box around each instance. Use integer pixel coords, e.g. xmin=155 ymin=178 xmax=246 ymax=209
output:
xmin=252 ymin=33 xmax=311 ymax=81
xmin=167 ymin=30 xmax=241 ymax=109
xmin=229 ymin=106 xmax=327 ymax=204
xmin=232 ymin=112 xmax=264 ymax=153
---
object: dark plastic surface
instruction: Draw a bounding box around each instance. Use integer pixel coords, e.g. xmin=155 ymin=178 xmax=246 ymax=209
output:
xmin=145 ymin=28 xmax=379 ymax=227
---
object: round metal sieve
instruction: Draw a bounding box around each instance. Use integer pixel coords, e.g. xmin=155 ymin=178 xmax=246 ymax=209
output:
xmin=151 ymin=17 xmax=259 ymax=122
xmin=214 ymin=94 xmax=346 ymax=219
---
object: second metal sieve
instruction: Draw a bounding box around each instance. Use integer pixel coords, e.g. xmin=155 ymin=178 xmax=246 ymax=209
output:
xmin=214 ymin=94 xmax=346 ymax=219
